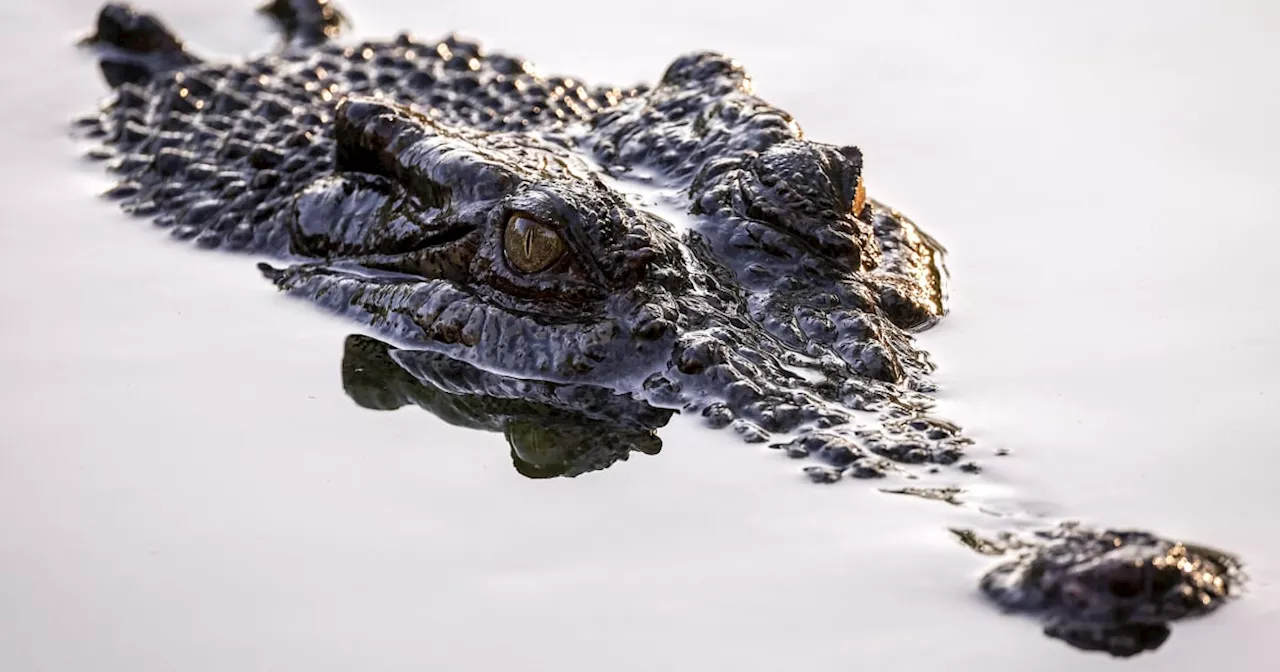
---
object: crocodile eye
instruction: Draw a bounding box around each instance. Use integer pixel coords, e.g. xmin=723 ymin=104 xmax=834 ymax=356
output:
xmin=504 ymin=214 xmax=565 ymax=273
xmin=852 ymin=175 xmax=866 ymax=217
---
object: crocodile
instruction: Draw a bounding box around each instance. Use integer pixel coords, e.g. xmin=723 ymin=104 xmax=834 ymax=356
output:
xmin=74 ymin=0 xmax=1239 ymax=656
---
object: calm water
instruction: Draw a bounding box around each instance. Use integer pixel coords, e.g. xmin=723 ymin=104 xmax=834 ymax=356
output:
xmin=1 ymin=1 xmax=1277 ymax=669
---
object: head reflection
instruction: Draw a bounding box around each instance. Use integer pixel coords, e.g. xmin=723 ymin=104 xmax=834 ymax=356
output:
xmin=341 ymin=334 xmax=672 ymax=478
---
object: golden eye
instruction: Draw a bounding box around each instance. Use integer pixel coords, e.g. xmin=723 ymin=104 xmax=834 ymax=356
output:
xmin=504 ymin=214 xmax=565 ymax=273
xmin=852 ymin=175 xmax=867 ymax=217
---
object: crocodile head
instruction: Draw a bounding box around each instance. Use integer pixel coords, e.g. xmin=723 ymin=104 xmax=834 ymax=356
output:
xmin=267 ymin=96 xmax=686 ymax=383
xmin=80 ymin=4 xmax=947 ymax=432
xmin=261 ymin=51 xmax=951 ymax=444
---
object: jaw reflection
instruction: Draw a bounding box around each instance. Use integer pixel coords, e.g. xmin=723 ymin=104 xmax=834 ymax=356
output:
xmin=341 ymin=334 xmax=672 ymax=478
xmin=1044 ymin=619 xmax=1171 ymax=658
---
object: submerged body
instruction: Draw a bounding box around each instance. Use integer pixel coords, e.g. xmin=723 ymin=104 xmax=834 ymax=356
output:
xmin=75 ymin=0 xmax=1238 ymax=656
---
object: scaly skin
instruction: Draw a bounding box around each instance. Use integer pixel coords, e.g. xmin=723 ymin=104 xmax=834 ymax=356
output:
xmin=74 ymin=1 xmax=1239 ymax=656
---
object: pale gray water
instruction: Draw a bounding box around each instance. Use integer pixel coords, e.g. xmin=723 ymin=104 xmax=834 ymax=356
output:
xmin=1 ymin=1 xmax=1277 ymax=669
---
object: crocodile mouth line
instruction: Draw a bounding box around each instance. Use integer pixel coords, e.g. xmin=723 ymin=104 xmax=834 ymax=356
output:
xmin=318 ymin=222 xmax=481 ymax=284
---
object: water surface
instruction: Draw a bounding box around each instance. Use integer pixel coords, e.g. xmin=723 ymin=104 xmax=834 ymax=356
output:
xmin=1 ymin=1 xmax=1277 ymax=669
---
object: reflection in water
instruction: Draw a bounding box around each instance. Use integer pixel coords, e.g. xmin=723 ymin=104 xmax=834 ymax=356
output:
xmin=341 ymin=334 xmax=672 ymax=478
xmin=341 ymin=334 xmax=1238 ymax=658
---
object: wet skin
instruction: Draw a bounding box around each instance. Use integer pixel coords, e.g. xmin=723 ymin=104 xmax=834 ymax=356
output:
xmin=75 ymin=0 xmax=1239 ymax=656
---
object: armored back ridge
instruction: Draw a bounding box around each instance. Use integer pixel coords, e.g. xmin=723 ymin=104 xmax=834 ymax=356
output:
xmin=74 ymin=1 xmax=1239 ymax=656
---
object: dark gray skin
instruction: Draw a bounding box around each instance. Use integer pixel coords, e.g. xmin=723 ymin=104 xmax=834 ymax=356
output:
xmin=75 ymin=1 xmax=1239 ymax=656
